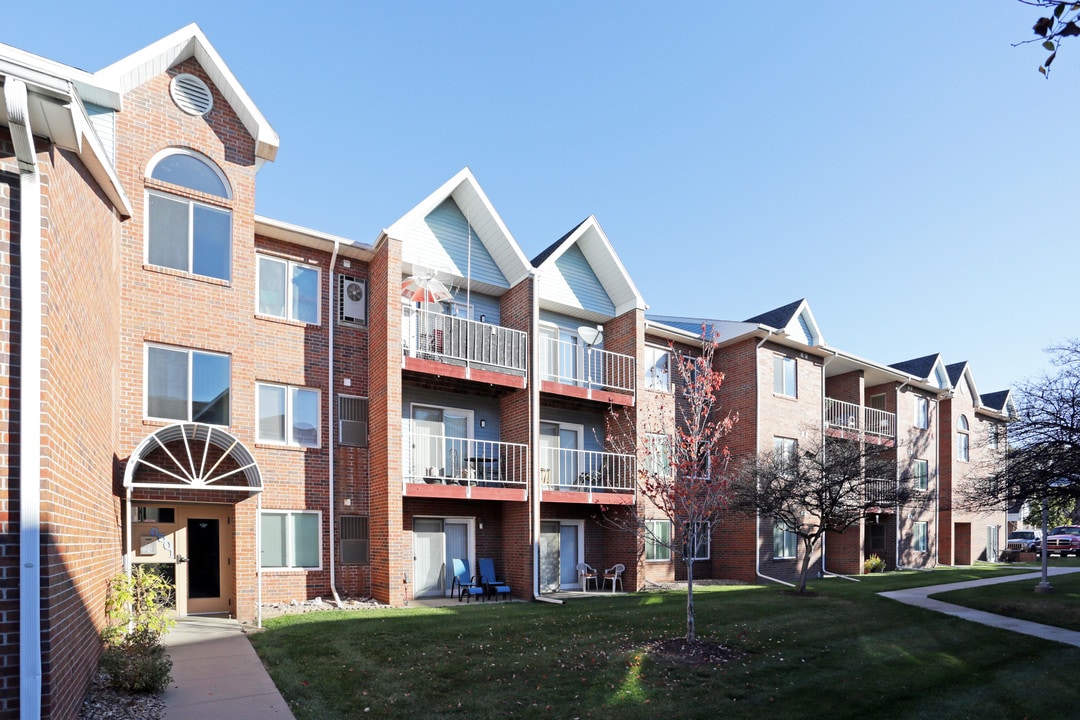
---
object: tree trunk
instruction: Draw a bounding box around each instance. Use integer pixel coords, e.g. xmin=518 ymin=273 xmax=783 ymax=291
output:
xmin=796 ymin=537 xmax=816 ymax=594
xmin=686 ymin=558 xmax=696 ymax=642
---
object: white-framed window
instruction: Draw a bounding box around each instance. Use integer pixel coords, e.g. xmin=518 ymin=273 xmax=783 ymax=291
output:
xmin=687 ymin=521 xmax=711 ymax=560
xmin=774 ymin=436 xmax=798 ymax=471
xmin=643 ymin=433 xmax=672 ymax=477
xmin=145 ymin=344 xmax=230 ymax=425
xmin=773 ymin=519 xmax=798 ymax=559
xmin=988 ymin=423 xmax=999 ymax=450
xmin=257 ymin=383 xmax=320 ymax=447
xmin=261 ymin=510 xmax=321 ymax=570
xmin=257 ymin=255 xmax=320 ymax=323
xmin=145 ymin=149 xmax=232 ymax=282
xmin=773 ymin=355 xmax=797 ymax=397
xmin=645 ymin=519 xmax=672 ymax=561
xmin=645 ymin=345 xmax=671 ymax=392
xmin=957 ymin=414 xmax=970 ymax=462
xmin=913 ymin=521 xmax=928 ymax=553
xmin=914 ymin=396 xmax=929 ymax=429
xmin=913 ymin=458 xmax=929 ymax=491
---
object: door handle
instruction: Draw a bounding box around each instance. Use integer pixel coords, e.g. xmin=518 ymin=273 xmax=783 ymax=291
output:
xmin=176 ymin=554 xmax=189 ymax=563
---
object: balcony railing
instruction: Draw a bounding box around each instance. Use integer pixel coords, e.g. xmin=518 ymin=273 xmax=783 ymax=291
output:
xmin=865 ymin=477 xmax=893 ymax=506
xmin=825 ymin=398 xmax=895 ymax=439
xmin=540 ymin=336 xmax=635 ymax=395
xmin=403 ymin=435 xmax=529 ymax=488
xmin=403 ymin=307 xmax=528 ymax=374
xmin=539 ymin=447 xmax=636 ymax=494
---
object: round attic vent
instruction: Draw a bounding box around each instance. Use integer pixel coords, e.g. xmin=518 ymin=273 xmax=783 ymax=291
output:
xmin=170 ymin=73 xmax=214 ymax=116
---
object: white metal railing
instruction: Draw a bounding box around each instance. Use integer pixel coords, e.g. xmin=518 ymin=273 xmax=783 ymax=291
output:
xmin=539 ymin=447 xmax=636 ymax=494
xmin=539 ymin=336 xmax=635 ymax=394
xmin=403 ymin=434 xmax=529 ymax=487
xmin=825 ymin=398 xmax=895 ymax=439
xmin=402 ymin=307 xmax=528 ymax=374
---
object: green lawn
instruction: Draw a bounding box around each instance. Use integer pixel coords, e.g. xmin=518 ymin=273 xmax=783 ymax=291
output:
xmin=250 ymin=565 xmax=1075 ymax=720
xmin=932 ymin=557 xmax=1080 ymax=631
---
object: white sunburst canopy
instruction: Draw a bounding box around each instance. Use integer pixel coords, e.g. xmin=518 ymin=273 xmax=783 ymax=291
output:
xmin=123 ymin=423 xmax=262 ymax=492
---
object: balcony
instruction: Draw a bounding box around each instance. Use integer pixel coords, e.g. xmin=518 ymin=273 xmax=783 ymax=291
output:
xmin=402 ymin=307 xmax=528 ymax=387
xmin=825 ymin=398 xmax=895 ymax=440
xmin=403 ymin=435 xmax=529 ymax=501
xmin=539 ymin=447 xmax=636 ymax=505
xmin=540 ymin=336 xmax=635 ymax=405
xmin=865 ymin=477 xmax=894 ymax=508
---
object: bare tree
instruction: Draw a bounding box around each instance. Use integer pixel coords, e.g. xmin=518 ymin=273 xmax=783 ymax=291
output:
xmin=604 ymin=327 xmax=736 ymax=642
xmin=729 ymin=434 xmax=914 ymax=594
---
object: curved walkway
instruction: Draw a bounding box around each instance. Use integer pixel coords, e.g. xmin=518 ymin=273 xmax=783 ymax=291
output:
xmin=879 ymin=567 xmax=1080 ymax=648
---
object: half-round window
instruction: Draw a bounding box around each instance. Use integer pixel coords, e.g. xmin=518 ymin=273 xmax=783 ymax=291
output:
xmin=145 ymin=150 xmax=233 ymax=282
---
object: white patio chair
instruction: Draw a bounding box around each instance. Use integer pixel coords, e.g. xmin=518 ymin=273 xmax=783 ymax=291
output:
xmin=603 ymin=563 xmax=625 ymax=593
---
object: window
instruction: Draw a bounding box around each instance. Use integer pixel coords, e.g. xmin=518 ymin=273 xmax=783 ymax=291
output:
xmin=257 ymin=383 xmax=320 ymax=447
xmin=261 ymin=510 xmax=321 ymax=569
xmin=774 ymin=436 xmax=798 ymax=471
xmin=773 ymin=520 xmax=797 ymax=559
xmin=339 ymin=395 xmax=369 ymax=447
xmin=645 ymin=519 xmax=672 ymax=561
xmin=914 ymin=396 xmax=929 ymax=429
xmin=645 ymin=346 xmax=670 ymax=392
xmin=869 ymin=393 xmax=887 ymax=411
xmin=643 ymin=433 xmax=672 ymax=477
xmin=340 ymin=515 xmax=369 ymax=564
xmin=687 ymin=521 xmax=710 ymax=560
xmin=988 ymin=424 xmax=999 ymax=450
xmin=146 ymin=151 xmax=232 ymax=281
xmin=913 ymin=521 xmax=928 ymax=553
xmin=957 ymin=414 xmax=970 ymax=462
xmin=913 ymin=458 xmax=929 ymax=491
xmin=257 ymin=255 xmax=319 ymax=323
xmin=146 ymin=345 xmax=230 ymax=424
xmin=773 ymin=356 xmax=797 ymax=397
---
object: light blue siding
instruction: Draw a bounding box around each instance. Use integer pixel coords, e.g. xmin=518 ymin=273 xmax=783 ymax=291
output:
xmin=424 ymin=199 xmax=508 ymax=289
xmin=540 ymin=310 xmax=604 ymax=350
xmin=540 ymin=407 xmax=605 ymax=452
xmin=402 ymin=387 xmax=502 ymax=442
xmin=795 ymin=314 xmax=814 ymax=345
xmin=554 ymin=244 xmax=614 ymax=315
xmin=85 ymin=103 xmax=116 ymax=165
xmin=447 ymin=290 xmax=501 ymax=325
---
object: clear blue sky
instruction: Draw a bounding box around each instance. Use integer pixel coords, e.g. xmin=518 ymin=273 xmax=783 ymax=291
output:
xmin=5 ymin=1 xmax=1072 ymax=394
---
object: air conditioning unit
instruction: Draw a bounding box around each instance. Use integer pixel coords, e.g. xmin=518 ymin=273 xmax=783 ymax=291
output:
xmin=340 ymin=419 xmax=368 ymax=447
xmin=340 ymin=276 xmax=366 ymax=325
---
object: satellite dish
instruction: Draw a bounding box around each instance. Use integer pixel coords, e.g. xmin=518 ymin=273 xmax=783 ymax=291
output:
xmin=577 ymin=325 xmax=603 ymax=346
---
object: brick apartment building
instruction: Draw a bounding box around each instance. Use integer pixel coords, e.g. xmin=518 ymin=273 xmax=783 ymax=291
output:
xmin=0 ymin=26 xmax=1013 ymax=720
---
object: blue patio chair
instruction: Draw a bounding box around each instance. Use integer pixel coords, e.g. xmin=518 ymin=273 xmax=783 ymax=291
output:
xmin=451 ymin=558 xmax=484 ymax=603
xmin=477 ymin=558 xmax=512 ymax=601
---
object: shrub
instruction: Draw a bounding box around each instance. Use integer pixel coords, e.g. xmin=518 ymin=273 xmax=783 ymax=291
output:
xmin=100 ymin=567 xmax=174 ymax=693
xmin=863 ymin=554 xmax=886 ymax=574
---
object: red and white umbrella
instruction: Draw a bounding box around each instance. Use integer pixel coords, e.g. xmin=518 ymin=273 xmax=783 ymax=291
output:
xmin=401 ymin=274 xmax=452 ymax=304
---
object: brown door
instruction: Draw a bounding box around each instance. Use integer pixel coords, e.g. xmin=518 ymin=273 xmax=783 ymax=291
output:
xmin=178 ymin=505 xmax=234 ymax=616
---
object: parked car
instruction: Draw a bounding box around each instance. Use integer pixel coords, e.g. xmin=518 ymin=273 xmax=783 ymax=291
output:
xmin=1005 ymin=530 xmax=1042 ymax=554
xmin=1045 ymin=526 xmax=1080 ymax=557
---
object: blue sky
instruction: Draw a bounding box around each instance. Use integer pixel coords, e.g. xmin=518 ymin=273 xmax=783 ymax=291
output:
xmin=5 ymin=2 xmax=1072 ymax=394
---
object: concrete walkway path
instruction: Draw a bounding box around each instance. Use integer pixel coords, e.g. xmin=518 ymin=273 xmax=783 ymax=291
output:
xmin=880 ymin=567 xmax=1080 ymax=648
xmin=162 ymin=616 xmax=295 ymax=720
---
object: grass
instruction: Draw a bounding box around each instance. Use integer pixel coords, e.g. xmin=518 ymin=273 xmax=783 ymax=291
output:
xmin=249 ymin=565 xmax=1077 ymax=720
xmin=932 ymin=557 xmax=1080 ymax=631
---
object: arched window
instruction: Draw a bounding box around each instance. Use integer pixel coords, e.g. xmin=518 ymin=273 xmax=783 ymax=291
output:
xmin=958 ymin=414 xmax=970 ymax=462
xmin=145 ymin=149 xmax=233 ymax=281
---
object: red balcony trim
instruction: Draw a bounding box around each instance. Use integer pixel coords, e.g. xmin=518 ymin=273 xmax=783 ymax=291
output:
xmin=540 ymin=380 xmax=634 ymax=407
xmin=403 ymin=356 xmax=527 ymax=389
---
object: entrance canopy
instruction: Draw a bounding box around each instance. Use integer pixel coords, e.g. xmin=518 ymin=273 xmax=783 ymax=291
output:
xmin=123 ymin=423 xmax=262 ymax=492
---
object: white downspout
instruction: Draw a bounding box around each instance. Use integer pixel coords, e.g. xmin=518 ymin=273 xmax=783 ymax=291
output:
xmin=754 ymin=330 xmax=794 ymax=588
xmin=9 ymin=77 xmax=44 ymax=720
xmin=257 ymin=492 xmax=263 ymax=628
xmin=327 ymin=241 xmax=343 ymax=606
xmin=894 ymin=380 xmax=910 ymax=570
xmin=530 ymin=271 xmax=561 ymax=604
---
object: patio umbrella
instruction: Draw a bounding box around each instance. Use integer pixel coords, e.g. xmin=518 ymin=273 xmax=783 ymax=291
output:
xmin=401 ymin=274 xmax=453 ymax=304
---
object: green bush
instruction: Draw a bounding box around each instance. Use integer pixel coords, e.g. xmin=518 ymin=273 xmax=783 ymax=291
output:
xmin=100 ymin=567 xmax=174 ymax=693
xmin=863 ymin=553 xmax=886 ymax=574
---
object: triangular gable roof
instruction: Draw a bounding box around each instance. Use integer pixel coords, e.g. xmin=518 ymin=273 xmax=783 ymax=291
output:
xmin=890 ymin=353 xmax=951 ymax=390
xmin=94 ymin=24 xmax=278 ymax=165
xmin=532 ymin=215 xmax=646 ymax=320
xmin=979 ymin=389 xmax=1015 ymax=419
xmin=385 ymin=168 xmax=532 ymax=291
xmin=946 ymin=361 xmax=982 ymax=406
xmin=744 ymin=298 xmax=825 ymax=347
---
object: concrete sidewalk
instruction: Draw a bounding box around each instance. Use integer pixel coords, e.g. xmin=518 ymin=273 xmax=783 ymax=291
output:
xmin=162 ymin=616 xmax=295 ymax=720
xmin=880 ymin=567 xmax=1080 ymax=648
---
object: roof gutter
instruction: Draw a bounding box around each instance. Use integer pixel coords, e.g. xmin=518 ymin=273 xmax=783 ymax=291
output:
xmin=8 ymin=76 xmax=44 ymax=720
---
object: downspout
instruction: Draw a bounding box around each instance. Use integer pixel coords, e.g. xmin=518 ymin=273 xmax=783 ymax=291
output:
xmin=818 ymin=351 xmax=856 ymax=581
xmin=327 ymin=240 xmax=343 ymax=606
xmin=933 ymin=393 xmax=941 ymax=568
xmin=754 ymin=329 xmax=794 ymax=588
xmin=257 ymin=492 xmax=262 ymax=628
xmin=9 ymin=77 xmax=44 ymax=720
xmin=894 ymin=380 xmax=910 ymax=569
xmin=530 ymin=270 xmax=561 ymax=604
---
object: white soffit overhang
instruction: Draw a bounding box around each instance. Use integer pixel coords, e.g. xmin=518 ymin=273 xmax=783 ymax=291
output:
xmin=94 ymin=23 xmax=279 ymax=165
xmin=255 ymin=214 xmax=374 ymax=262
